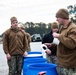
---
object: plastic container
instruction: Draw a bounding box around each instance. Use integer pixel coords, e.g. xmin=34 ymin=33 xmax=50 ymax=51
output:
xmin=23 ymin=58 xmax=47 ymax=75
xmin=26 ymin=63 xmax=58 ymax=75
xmin=41 ymin=44 xmax=48 ymax=58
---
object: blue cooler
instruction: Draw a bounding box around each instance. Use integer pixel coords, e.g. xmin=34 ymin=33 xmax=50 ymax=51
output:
xmin=26 ymin=63 xmax=58 ymax=75
xmin=23 ymin=58 xmax=47 ymax=75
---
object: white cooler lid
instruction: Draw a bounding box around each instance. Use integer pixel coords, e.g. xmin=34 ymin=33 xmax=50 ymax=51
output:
xmin=24 ymin=54 xmax=43 ymax=57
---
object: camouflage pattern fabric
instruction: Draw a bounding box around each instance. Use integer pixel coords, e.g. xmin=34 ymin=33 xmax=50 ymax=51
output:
xmin=7 ymin=55 xmax=23 ymax=75
xmin=46 ymin=55 xmax=76 ymax=75
xmin=58 ymin=67 xmax=76 ymax=75
xmin=46 ymin=55 xmax=59 ymax=74
xmin=46 ymin=55 xmax=57 ymax=64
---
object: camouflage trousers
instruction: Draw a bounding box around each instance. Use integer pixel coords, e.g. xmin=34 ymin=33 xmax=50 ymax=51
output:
xmin=46 ymin=55 xmax=59 ymax=74
xmin=58 ymin=67 xmax=76 ymax=75
xmin=46 ymin=55 xmax=57 ymax=64
xmin=7 ymin=55 xmax=23 ymax=75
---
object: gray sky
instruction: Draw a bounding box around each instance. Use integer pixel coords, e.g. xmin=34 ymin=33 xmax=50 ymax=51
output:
xmin=0 ymin=0 xmax=76 ymax=34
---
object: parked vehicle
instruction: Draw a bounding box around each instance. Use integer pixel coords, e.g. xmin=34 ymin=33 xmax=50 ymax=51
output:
xmin=31 ymin=34 xmax=42 ymax=42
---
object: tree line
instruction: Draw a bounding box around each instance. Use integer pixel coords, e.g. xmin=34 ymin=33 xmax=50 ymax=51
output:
xmin=19 ymin=22 xmax=52 ymax=37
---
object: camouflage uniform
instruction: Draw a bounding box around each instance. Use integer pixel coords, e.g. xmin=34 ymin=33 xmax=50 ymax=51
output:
xmin=7 ymin=55 xmax=23 ymax=75
xmin=46 ymin=55 xmax=57 ymax=64
xmin=25 ymin=32 xmax=31 ymax=52
xmin=3 ymin=17 xmax=28 ymax=75
xmin=55 ymin=9 xmax=76 ymax=75
xmin=46 ymin=55 xmax=59 ymax=74
xmin=58 ymin=67 xmax=76 ymax=75
xmin=20 ymin=27 xmax=31 ymax=52
xmin=42 ymin=22 xmax=59 ymax=74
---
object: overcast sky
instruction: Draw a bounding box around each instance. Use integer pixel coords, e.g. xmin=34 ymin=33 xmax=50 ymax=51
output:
xmin=0 ymin=0 xmax=76 ymax=34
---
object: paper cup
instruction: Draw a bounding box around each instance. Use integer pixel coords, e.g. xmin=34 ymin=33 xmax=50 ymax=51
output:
xmin=53 ymin=38 xmax=60 ymax=45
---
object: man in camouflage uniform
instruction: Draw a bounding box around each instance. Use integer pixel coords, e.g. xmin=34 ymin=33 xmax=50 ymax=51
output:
xmin=3 ymin=16 xmax=28 ymax=75
xmin=42 ymin=22 xmax=59 ymax=74
xmin=20 ymin=26 xmax=31 ymax=52
xmin=53 ymin=8 xmax=76 ymax=75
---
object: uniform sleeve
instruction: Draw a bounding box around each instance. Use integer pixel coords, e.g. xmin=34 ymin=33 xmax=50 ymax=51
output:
xmin=23 ymin=34 xmax=29 ymax=52
xmin=3 ymin=32 xmax=9 ymax=54
xmin=26 ymin=33 xmax=31 ymax=47
xmin=58 ymin=27 xmax=76 ymax=49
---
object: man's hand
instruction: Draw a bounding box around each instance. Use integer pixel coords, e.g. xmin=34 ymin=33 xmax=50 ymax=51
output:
xmin=45 ymin=49 xmax=51 ymax=55
xmin=52 ymin=32 xmax=60 ymax=38
xmin=44 ymin=43 xmax=52 ymax=48
xmin=23 ymin=51 xmax=28 ymax=57
xmin=6 ymin=53 xmax=11 ymax=60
